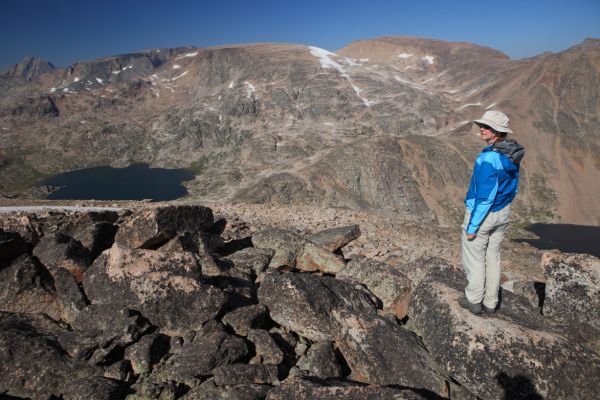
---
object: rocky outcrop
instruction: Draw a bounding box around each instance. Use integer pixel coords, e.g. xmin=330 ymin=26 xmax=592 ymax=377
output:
xmin=114 ymin=205 xmax=214 ymax=248
xmin=338 ymin=256 xmax=412 ymax=319
xmin=408 ymin=259 xmax=600 ymax=400
xmin=83 ymin=244 xmax=225 ymax=335
xmin=0 ymin=205 xmax=598 ymax=398
xmin=257 ymin=271 xmax=378 ymax=341
xmin=307 ymin=224 xmax=361 ymax=252
xmin=333 ymin=309 xmax=448 ymax=394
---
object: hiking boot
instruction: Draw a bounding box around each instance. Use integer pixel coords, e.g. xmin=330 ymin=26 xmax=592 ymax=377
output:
xmin=483 ymin=304 xmax=497 ymax=314
xmin=458 ymin=295 xmax=483 ymax=315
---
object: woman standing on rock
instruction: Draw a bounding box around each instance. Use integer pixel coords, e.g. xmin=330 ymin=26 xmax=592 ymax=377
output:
xmin=459 ymin=111 xmax=524 ymax=315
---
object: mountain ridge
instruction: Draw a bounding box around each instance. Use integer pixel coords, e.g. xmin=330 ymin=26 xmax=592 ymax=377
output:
xmin=1 ymin=36 xmax=598 ymax=225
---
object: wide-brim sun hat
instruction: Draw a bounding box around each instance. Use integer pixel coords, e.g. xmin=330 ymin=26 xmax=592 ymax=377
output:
xmin=473 ymin=110 xmax=513 ymax=134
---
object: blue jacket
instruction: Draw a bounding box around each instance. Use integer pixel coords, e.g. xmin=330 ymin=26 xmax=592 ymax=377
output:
xmin=464 ymin=145 xmax=520 ymax=234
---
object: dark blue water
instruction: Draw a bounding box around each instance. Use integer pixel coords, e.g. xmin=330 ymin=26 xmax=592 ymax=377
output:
xmin=38 ymin=164 xmax=195 ymax=201
xmin=513 ymin=223 xmax=600 ymax=258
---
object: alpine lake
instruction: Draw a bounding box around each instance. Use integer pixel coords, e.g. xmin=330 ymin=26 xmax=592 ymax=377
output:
xmin=38 ymin=163 xmax=195 ymax=202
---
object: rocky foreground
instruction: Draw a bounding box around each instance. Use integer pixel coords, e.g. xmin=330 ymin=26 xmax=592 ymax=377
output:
xmin=0 ymin=204 xmax=599 ymax=399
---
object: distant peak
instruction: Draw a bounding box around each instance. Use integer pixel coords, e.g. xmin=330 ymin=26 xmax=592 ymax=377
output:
xmin=13 ymin=56 xmax=56 ymax=81
xmin=580 ymin=37 xmax=600 ymax=47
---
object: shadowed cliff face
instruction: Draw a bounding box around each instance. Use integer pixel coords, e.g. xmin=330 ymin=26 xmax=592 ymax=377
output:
xmin=1 ymin=37 xmax=599 ymax=225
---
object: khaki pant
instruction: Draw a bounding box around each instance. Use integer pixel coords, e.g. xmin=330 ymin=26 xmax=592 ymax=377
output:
xmin=461 ymin=205 xmax=511 ymax=309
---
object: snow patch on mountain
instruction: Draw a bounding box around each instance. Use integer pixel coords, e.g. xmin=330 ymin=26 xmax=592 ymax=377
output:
xmin=394 ymin=76 xmax=426 ymax=91
xmin=244 ymin=81 xmax=256 ymax=98
xmin=309 ymin=46 xmax=346 ymax=73
xmin=397 ymin=53 xmax=413 ymax=59
xmin=308 ymin=46 xmax=374 ymax=107
xmin=171 ymin=70 xmax=189 ymax=81
xmin=175 ymin=52 xmax=198 ymax=60
xmin=422 ymin=55 xmax=435 ymax=64
xmin=458 ymin=103 xmax=482 ymax=111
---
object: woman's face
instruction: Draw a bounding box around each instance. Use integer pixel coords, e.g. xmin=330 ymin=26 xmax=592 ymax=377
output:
xmin=478 ymin=124 xmax=496 ymax=143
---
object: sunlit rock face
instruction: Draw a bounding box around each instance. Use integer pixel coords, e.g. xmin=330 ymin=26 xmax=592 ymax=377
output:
xmin=0 ymin=205 xmax=598 ymax=398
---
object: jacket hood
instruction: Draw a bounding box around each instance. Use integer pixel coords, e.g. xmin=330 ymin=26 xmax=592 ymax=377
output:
xmin=492 ymin=139 xmax=525 ymax=164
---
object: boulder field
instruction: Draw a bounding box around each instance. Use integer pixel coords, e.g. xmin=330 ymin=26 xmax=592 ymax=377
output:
xmin=0 ymin=204 xmax=598 ymax=399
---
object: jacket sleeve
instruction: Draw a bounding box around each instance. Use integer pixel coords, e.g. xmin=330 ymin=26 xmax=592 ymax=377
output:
xmin=466 ymin=158 xmax=499 ymax=234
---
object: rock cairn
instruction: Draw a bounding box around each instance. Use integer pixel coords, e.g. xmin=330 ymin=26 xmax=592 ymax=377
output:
xmin=0 ymin=205 xmax=598 ymax=399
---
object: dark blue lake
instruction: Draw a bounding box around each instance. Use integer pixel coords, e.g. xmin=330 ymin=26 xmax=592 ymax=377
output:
xmin=513 ymin=223 xmax=600 ymax=258
xmin=38 ymin=164 xmax=195 ymax=201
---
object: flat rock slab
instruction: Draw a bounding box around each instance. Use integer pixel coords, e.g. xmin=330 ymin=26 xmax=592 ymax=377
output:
xmin=115 ymin=205 xmax=214 ymax=248
xmin=396 ymin=256 xmax=461 ymax=288
xmin=257 ymin=271 xmax=378 ymax=341
xmin=332 ymin=309 xmax=448 ymax=396
xmin=307 ymin=224 xmax=361 ymax=252
xmin=83 ymin=244 xmax=225 ymax=335
xmin=408 ymin=264 xmax=600 ymax=400
xmin=295 ymin=241 xmax=346 ymax=274
xmin=266 ymin=377 xmax=430 ymax=400
xmin=338 ymin=256 xmax=412 ymax=319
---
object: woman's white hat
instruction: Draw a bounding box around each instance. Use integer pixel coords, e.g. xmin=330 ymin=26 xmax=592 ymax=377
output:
xmin=473 ymin=110 xmax=513 ymax=134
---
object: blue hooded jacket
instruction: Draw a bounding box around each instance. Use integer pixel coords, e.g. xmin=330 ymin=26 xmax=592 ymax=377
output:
xmin=464 ymin=142 xmax=522 ymax=234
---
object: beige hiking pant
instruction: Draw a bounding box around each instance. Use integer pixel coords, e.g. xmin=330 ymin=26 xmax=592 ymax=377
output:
xmin=461 ymin=205 xmax=511 ymax=309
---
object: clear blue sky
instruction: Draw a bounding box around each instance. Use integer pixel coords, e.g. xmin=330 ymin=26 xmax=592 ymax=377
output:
xmin=1 ymin=0 xmax=599 ymax=69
